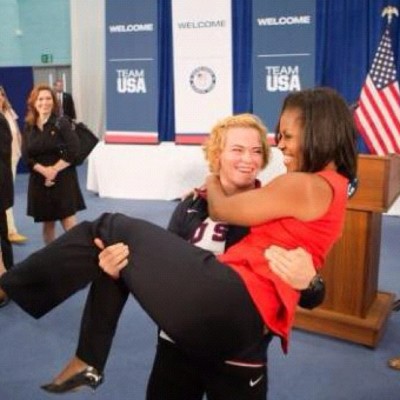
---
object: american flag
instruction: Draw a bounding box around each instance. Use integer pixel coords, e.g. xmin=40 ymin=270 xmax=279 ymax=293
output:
xmin=354 ymin=27 xmax=400 ymax=155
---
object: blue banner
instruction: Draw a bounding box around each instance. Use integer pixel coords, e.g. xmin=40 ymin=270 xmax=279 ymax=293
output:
xmin=105 ymin=0 xmax=158 ymax=143
xmin=253 ymin=0 xmax=316 ymax=136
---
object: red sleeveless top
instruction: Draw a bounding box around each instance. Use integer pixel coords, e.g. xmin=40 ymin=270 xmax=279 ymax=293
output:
xmin=218 ymin=170 xmax=348 ymax=352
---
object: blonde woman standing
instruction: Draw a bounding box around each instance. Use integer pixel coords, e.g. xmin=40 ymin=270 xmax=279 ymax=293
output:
xmin=0 ymin=85 xmax=27 ymax=244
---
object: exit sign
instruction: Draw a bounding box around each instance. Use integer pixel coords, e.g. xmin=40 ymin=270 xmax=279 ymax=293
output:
xmin=41 ymin=54 xmax=53 ymax=64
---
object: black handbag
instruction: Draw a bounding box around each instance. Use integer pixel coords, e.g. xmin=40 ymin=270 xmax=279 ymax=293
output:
xmin=56 ymin=117 xmax=99 ymax=165
xmin=70 ymin=120 xmax=99 ymax=165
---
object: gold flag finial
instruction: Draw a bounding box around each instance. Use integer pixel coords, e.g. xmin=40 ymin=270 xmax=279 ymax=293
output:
xmin=382 ymin=6 xmax=399 ymax=24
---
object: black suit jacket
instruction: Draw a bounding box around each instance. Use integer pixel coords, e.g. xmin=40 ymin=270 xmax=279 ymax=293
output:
xmin=62 ymin=92 xmax=76 ymax=120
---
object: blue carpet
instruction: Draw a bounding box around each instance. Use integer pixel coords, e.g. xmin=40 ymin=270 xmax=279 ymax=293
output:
xmin=1 ymin=164 xmax=400 ymax=399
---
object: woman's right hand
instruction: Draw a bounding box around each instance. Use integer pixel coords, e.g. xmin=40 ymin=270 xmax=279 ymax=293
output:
xmin=94 ymin=238 xmax=129 ymax=279
xmin=43 ymin=166 xmax=57 ymax=187
xmin=180 ymin=184 xmax=206 ymax=200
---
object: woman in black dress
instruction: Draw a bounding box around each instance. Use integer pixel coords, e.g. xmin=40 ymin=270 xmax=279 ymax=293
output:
xmin=22 ymin=84 xmax=85 ymax=244
xmin=0 ymin=111 xmax=14 ymax=288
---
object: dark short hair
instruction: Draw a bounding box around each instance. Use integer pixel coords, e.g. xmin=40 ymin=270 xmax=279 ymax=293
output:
xmin=275 ymin=87 xmax=357 ymax=181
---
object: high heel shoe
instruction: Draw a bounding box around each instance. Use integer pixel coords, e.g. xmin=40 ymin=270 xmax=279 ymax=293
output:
xmin=0 ymin=289 xmax=9 ymax=308
xmin=0 ymin=295 xmax=9 ymax=308
xmin=40 ymin=366 xmax=103 ymax=393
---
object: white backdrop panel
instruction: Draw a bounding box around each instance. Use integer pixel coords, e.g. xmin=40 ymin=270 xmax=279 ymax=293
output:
xmin=87 ymin=142 xmax=285 ymax=200
xmin=86 ymin=142 xmax=400 ymax=216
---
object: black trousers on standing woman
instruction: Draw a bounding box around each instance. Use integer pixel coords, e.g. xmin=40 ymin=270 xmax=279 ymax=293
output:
xmin=0 ymin=213 xmax=265 ymax=361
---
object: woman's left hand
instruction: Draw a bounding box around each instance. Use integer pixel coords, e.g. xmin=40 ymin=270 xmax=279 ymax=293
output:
xmin=264 ymin=245 xmax=317 ymax=290
xmin=94 ymin=238 xmax=129 ymax=279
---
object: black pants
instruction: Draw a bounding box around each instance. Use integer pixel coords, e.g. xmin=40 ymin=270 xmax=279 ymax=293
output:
xmin=0 ymin=210 xmax=13 ymax=269
xmin=0 ymin=213 xmax=264 ymax=360
xmin=146 ymin=339 xmax=268 ymax=400
xmin=76 ymin=272 xmax=129 ymax=371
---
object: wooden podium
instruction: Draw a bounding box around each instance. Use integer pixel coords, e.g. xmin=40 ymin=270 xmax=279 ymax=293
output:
xmin=294 ymin=154 xmax=400 ymax=347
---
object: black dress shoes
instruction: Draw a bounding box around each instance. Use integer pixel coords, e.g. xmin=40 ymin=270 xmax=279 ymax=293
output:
xmin=41 ymin=366 xmax=104 ymax=393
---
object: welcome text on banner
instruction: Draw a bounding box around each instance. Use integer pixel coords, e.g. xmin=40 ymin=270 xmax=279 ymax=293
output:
xmin=172 ymin=0 xmax=233 ymax=144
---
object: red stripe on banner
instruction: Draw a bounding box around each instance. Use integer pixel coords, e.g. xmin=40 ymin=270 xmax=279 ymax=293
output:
xmin=175 ymin=134 xmax=208 ymax=145
xmin=105 ymin=133 xmax=159 ymax=144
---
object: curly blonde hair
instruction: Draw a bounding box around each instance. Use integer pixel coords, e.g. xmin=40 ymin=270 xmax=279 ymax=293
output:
xmin=203 ymin=113 xmax=270 ymax=173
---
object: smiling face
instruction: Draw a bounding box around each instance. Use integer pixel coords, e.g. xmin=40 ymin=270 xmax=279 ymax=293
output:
xmin=217 ymin=127 xmax=264 ymax=194
xmin=277 ymin=107 xmax=304 ymax=172
xmin=34 ymin=89 xmax=54 ymax=119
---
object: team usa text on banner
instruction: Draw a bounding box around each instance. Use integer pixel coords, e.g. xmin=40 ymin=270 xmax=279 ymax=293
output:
xmin=253 ymin=0 xmax=316 ymax=140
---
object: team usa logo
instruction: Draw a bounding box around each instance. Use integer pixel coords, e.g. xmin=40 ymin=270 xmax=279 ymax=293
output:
xmin=116 ymin=69 xmax=147 ymax=93
xmin=265 ymin=65 xmax=301 ymax=92
xmin=190 ymin=66 xmax=216 ymax=94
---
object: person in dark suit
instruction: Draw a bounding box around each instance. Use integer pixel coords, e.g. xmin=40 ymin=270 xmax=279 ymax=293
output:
xmin=0 ymin=112 xmax=14 ymax=306
xmin=53 ymin=79 xmax=76 ymax=120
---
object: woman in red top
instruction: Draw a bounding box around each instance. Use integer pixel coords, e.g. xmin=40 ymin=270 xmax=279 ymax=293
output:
xmin=0 ymin=87 xmax=357 ymax=388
